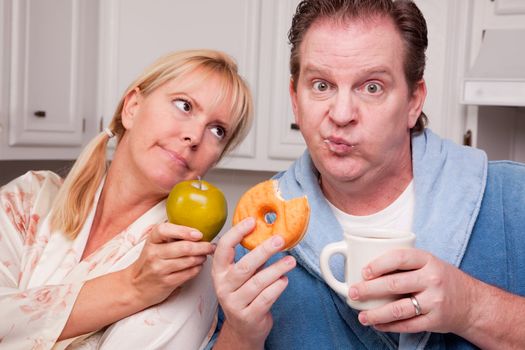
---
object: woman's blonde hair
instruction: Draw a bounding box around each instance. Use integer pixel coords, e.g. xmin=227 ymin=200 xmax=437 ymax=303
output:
xmin=51 ymin=49 xmax=253 ymax=238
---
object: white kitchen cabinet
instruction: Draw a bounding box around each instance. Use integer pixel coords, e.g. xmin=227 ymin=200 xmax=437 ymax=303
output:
xmin=97 ymin=0 xmax=260 ymax=165
xmin=97 ymin=0 xmax=307 ymax=173
xmin=262 ymin=0 xmax=306 ymax=163
xmin=219 ymin=0 xmax=307 ymax=171
xmin=494 ymin=0 xmax=525 ymax=14
xmin=411 ymin=0 xmax=474 ymax=145
xmin=0 ymin=0 xmax=99 ymax=159
xmin=461 ymin=0 xmax=525 ymax=161
xmin=2 ymin=0 xmax=501 ymax=166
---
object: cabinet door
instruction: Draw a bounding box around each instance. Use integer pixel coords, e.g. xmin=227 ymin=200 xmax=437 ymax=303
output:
xmin=8 ymin=0 xmax=87 ymax=146
xmin=466 ymin=0 xmax=525 ymax=159
xmin=98 ymin=0 xmax=260 ymax=160
xmin=218 ymin=0 xmax=306 ymax=172
xmin=265 ymin=0 xmax=306 ymax=162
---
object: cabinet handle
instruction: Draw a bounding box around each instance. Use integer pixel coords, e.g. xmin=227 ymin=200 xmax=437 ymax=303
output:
xmin=34 ymin=110 xmax=46 ymax=117
xmin=290 ymin=123 xmax=300 ymax=130
xmin=463 ymin=129 xmax=472 ymax=147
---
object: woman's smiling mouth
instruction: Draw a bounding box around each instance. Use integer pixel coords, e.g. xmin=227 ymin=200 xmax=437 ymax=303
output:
xmin=162 ymin=147 xmax=190 ymax=169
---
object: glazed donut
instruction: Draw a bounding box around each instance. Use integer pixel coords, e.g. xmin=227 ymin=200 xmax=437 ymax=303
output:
xmin=232 ymin=180 xmax=310 ymax=250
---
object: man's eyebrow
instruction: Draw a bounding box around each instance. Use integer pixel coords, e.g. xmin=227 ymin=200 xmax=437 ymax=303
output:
xmin=301 ymin=65 xmax=393 ymax=77
xmin=361 ymin=67 xmax=392 ymax=76
xmin=301 ymin=65 xmax=329 ymax=77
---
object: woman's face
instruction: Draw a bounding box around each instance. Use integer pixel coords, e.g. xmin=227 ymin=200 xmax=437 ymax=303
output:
xmin=119 ymin=71 xmax=235 ymax=194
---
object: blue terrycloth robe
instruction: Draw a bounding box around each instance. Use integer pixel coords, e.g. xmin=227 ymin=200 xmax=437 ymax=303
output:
xmin=208 ymin=129 xmax=525 ymax=349
xmin=275 ymin=129 xmax=486 ymax=349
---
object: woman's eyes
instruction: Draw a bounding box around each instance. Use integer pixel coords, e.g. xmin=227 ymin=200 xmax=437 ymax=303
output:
xmin=210 ymin=126 xmax=226 ymax=140
xmin=173 ymin=97 xmax=226 ymax=141
xmin=174 ymin=98 xmax=192 ymax=113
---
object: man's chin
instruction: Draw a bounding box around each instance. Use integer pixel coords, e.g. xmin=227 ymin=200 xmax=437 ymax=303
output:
xmin=316 ymin=157 xmax=363 ymax=182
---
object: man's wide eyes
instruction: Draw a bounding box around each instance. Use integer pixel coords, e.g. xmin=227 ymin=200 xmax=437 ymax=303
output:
xmin=313 ymin=80 xmax=329 ymax=92
xmin=364 ymin=82 xmax=382 ymax=94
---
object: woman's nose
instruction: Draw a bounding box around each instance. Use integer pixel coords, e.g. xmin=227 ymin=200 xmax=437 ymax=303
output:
xmin=181 ymin=122 xmax=205 ymax=149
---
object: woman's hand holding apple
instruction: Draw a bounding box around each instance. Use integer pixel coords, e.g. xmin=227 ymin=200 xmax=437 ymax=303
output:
xmin=121 ymin=179 xmax=224 ymax=309
xmin=124 ymin=222 xmax=215 ymax=308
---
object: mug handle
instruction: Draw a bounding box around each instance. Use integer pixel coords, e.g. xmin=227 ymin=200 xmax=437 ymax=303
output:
xmin=319 ymin=241 xmax=348 ymax=296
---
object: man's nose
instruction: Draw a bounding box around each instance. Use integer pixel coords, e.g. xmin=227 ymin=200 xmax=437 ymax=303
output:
xmin=329 ymin=91 xmax=357 ymax=127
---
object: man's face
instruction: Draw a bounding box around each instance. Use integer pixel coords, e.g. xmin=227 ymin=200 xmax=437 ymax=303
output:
xmin=290 ymin=16 xmax=425 ymax=189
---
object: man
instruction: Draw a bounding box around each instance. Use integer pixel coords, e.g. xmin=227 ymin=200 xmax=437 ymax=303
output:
xmin=209 ymin=0 xmax=525 ymax=349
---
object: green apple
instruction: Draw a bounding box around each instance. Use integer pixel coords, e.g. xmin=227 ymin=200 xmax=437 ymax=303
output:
xmin=166 ymin=179 xmax=227 ymax=242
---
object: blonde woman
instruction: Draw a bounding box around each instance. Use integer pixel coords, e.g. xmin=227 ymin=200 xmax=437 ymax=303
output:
xmin=0 ymin=50 xmax=253 ymax=349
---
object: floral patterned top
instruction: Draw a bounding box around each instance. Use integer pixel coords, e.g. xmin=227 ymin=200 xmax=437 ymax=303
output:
xmin=0 ymin=171 xmax=217 ymax=350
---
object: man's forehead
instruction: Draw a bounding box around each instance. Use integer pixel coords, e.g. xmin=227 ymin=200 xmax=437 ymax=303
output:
xmin=298 ymin=16 xmax=404 ymax=72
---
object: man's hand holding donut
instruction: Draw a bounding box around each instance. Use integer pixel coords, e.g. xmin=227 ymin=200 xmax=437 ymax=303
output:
xmin=211 ymin=217 xmax=297 ymax=350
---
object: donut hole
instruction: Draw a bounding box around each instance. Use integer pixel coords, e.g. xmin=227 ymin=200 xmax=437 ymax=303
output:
xmin=258 ymin=205 xmax=278 ymax=225
xmin=264 ymin=211 xmax=277 ymax=225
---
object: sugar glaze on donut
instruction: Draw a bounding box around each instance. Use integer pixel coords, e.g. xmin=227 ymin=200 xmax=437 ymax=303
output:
xmin=232 ymin=180 xmax=310 ymax=250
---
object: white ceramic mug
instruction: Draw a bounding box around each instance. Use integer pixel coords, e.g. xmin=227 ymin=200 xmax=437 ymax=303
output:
xmin=320 ymin=227 xmax=416 ymax=310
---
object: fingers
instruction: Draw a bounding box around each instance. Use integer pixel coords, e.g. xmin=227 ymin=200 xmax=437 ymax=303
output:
xmin=233 ymin=255 xmax=296 ymax=308
xmin=155 ymin=255 xmax=209 ymax=274
xmin=362 ymin=248 xmax=430 ymax=281
xmin=353 ymin=251 xmax=466 ymax=335
xmin=211 ymin=218 xmax=296 ymax=335
xmin=149 ymin=222 xmax=203 ymax=244
xmin=362 ymin=248 xmax=427 ymax=280
xmin=214 ymin=217 xmax=256 ymax=271
xmin=140 ymin=222 xmax=215 ymax=277
xmin=350 ymin=249 xmax=428 ymax=303
xmin=358 ymin=295 xmax=430 ymax=333
xmin=222 ymin=233 xmax=287 ymax=292
xmin=164 ymin=264 xmax=205 ymax=286
xmin=350 ymin=269 xmax=425 ymax=303
xmin=155 ymin=240 xmax=215 ymax=259
xmin=216 ymin=253 xmax=295 ymax=337
xmin=213 ymin=225 xmax=296 ymax=321
xmin=248 ymin=275 xmax=290 ymax=316
xmin=146 ymin=222 xmax=215 ymax=258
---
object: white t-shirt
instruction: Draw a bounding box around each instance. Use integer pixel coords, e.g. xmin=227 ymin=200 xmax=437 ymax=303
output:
xmin=327 ymin=181 xmax=415 ymax=236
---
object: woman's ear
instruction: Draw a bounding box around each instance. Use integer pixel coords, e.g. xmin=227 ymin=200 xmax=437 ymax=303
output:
xmin=407 ymin=79 xmax=427 ymax=128
xmin=121 ymin=87 xmax=141 ymax=130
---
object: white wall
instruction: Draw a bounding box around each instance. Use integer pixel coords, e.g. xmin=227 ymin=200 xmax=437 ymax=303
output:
xmin=477 ymin=106 xmax=525 ymax=162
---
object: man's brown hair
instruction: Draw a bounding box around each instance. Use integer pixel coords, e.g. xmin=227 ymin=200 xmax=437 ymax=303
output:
xmin=288 ymin=0 xmax=428 ymax=132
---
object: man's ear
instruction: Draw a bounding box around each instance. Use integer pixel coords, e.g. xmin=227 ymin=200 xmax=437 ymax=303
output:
xmin=407 ymin=79 xmax=427 ymax=129
xmin=121 ymin=87 xmax=141 ymax=130
xmin=289 ymin=78 xmax=300 ymax=125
